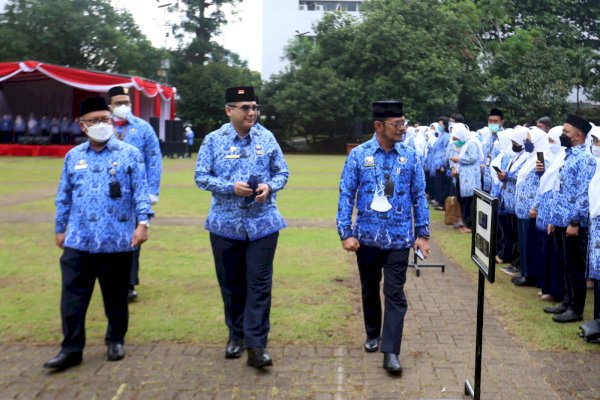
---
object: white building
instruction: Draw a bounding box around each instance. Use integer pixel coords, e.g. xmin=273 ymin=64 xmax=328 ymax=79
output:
xmin=261 ymin=0 xmax=362 ymax=80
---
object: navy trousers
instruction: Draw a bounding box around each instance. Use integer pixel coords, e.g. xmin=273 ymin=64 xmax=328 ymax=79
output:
xmin=356 ymin=246 xmax=409 ymax=355
xmin=538 ymin=231 xmax=565 ymax=299
xmin=497 ymin=213 xmax=519 ymax=265
xmin=59 ymin=248 xmax=132 ymax=352
xmin=434 ymin=169 xmax=450 ymax=206
xmin=554 ymin=227 xmax=588 ymax=315
xmin=210 ymin=232 xmax=279 ymax=349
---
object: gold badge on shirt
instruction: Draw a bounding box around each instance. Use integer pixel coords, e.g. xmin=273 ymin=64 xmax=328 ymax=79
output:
xmin=364 ymin=156 xmax=375 ymax=167
xmin=398 ymin=156 xmax=407 ymax=164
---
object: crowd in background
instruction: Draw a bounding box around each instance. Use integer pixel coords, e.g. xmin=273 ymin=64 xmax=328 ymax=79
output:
xmin=0 ymin=112 xmax=83 ymax=145
xmin=401 ymin=109 xmax=599 ymax=332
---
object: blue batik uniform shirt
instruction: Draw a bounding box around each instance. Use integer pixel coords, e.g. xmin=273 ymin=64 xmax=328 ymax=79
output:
xmin=195 ymin=123 xmax=289 ymax=241
xmin=337 ymin=137 xmax=430 ymax=250
xmin=431 ymin=131 xmax=450 ymax=172
xmin=114 ymin=114 xmax=162 ymax=197
xmin=545 ymin=144 xmax=596 ymax=228
xmin=482 ymin=132 xmax=500 ymax=192
xmin=55 ymin=137 xmax=153 ymax=253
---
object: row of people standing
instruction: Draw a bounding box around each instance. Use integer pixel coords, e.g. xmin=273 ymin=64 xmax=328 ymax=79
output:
xmin=0 ymin=112 xmax=82 ymax=144
xmin=410 ymin=107 xmax=599 ymax=336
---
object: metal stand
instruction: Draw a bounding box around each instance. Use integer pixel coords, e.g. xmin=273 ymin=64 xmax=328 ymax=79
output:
xmin=465 ymin=270 xmax=486 ymax=399
xmin=408 ymin=250 xmax=445 ymax=277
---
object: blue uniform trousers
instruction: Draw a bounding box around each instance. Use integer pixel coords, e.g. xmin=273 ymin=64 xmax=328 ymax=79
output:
xmin=538 ymin=231 xmax=565 ymax=299
xmin=210 ymin=232 xmax=279 ymax=349
xmin=554 ymin=227 xmax=588 ymax=315
xmin=356 ymin=246 xmax=409 ymax=355
xmin=59 ymin=248 xmax=132 ymax=352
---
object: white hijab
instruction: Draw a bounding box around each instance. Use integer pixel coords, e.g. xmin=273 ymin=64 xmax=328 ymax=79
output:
xmin=589 ymin=128 xmax=600 ymax=218
xmin=538 ymin=126 xmax=568 ymax=195
xmin=452 ymin=123 xmax=481 ymax=160
xmin=490 ymin=128 xmax=514 ymax=186
xmin=507 ymin=126 xmax=529 ymax=172
xmin=517 ymin=127 xmax=549 ymax=185
xmin=414 ymin=127 xmax=427 ymax=157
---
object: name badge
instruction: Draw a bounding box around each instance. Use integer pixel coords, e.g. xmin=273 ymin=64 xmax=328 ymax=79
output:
xmin=364 ymin=156 xmax=375 ymax=167
xmin=256 ymin=150 xmax=263 ymax=156
xmin=226 ymin=154 xmax=240 ymax=159
xmin=74 ymin=160 xmax=87 ymax=170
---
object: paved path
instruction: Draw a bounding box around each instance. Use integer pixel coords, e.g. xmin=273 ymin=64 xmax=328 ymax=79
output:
xmin=2 ymin=230 xmax=598 ymax=400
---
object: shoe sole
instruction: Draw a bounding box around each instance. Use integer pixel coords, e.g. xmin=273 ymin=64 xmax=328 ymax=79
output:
xmin=107 ymin=354 xmax=125 ymax=361
xmin=247 ymin=360 xmax=273 ymax=369
xmin=225 ymin=352 xmax=243 ymax=359
xmin=364 ymin=347 xmax=379 ymax=353
xmin=552 ymin=317 xmax=583 ymax=323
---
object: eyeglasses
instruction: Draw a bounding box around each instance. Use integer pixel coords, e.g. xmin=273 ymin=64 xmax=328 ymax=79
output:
xmin=80 ymin=116 xmax=112 ymax=126
xmin=384 ymin=120 xmax=406 ymax=129
xmin=228 ymin=104 xmax=260 ymax=112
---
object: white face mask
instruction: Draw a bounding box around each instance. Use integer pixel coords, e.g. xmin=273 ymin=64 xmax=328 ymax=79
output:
xmin=370 ymin=186 xmax=392 ymax=212
xmin=112 ymin=105 xmax=131 ymax=119
xmin=86 ymin=123 xmax=113 ymax=143
xmin=592 ymin=146 xmax=600 ymax=158
xmin=549 ymin=143 xmax=562 ymax=154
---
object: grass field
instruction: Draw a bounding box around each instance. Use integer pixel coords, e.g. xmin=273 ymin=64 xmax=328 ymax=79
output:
xmin=0 ymin=154 xmax=597 ymax=353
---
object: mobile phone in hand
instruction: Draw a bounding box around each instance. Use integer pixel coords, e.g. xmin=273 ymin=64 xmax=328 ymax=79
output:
xmin=492 ymin=166 xmax=502 ymax=173
xmin=537 ymin=152 xmax=544 ymax=164
xmin=415 ymin=248 xmax=426 ymax=261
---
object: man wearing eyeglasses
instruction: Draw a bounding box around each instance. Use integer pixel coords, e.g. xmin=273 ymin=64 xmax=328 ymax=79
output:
xmin=195 ymin=86 xmax=289 ymax=369
xmin=107 ymin=86 xmax=162 ymax=303
xmin=337 ymin=100 xmax=430 ymax=375
xmin=44 ymin=96 xmax=152 ymax=371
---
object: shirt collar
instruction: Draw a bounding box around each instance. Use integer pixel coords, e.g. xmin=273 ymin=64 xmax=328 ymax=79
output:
xmin=81 ymin=136 xmax=120 ymax=153
xmin=226 ymin=123 xmax=260 ymax=143
xmin=364 ymin=136 xmax=402 ymax=156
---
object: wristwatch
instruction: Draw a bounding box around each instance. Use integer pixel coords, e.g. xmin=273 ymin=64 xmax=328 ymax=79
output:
xmin=418 ymin=235 xmax=430 ymax=240
xmin=568 ymin=219 xmax=580 ymax=228
xmin=138 ymin=220 xmax=151 ymax=229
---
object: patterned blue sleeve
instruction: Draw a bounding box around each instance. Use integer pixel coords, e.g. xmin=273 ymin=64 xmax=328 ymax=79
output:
xmin=55 ymin=153 xmax=73 ymax=233
xmin=194 ymin=134 xmax=235 ymax=194
xmin=142 ymin=123 xmax=162 ymax=196
xmin=337 ymin=149 xmax=359 ymax=240
xmin=130 ymin=148 xmax=154 ymax=221
xmin=411 ymin=157 xmax=430 ymax=237
xmin=265 ymin=136 xmax=289 ymax=193
xmin=575 ymin=155 xmax=596 ymax=223
xmin=459 ymin=142 xmax=478 ymax=165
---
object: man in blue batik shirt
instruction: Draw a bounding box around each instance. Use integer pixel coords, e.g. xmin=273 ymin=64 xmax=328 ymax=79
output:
xmin=481 ymin=108 xmax=504 ymax=193
xmin=195 ymin=86 xmax=288 ymax=370
xmin=108 ymin=86 xmax=162 ymax=302
xmin=337 ymin=100 xmax=430 ymax=375
xmin=542 ymin=114 xmax=596 ymax=323
xmin=44 ymin=96 xmax=152 ymax=371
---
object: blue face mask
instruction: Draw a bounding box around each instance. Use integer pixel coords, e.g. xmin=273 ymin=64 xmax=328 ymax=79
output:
xmin=454 ymin=140 xmax=465 ymax=147
xmin=437 ymin=125 xmax=444 ymax=133
xmin=488 ymin=123 xmax=500 ymax=133
xmin=524 ymin=140 xmax=534 ymax=153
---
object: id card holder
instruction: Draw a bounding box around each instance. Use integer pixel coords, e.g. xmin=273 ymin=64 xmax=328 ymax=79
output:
xmin=109 ymin=180 xmax=122 ymax=199
xmin=485 ymin=155 xmax=491 ymax=166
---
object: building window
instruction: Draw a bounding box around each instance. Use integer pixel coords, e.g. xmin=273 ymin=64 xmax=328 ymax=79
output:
xmin=299 ymin=1 xmax=360 ymax=12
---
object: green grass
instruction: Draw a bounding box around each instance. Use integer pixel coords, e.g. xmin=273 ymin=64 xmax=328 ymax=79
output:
xmin=430 ymin=209 xmax=596 ymax=352
xmin=0 ymin=154 xmax=598 ymax=353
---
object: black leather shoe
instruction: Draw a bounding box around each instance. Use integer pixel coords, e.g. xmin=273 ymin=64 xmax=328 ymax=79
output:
xmin=128 ymin=288 xmax=138 ymax=302
xmin=247 ymin=347 xmax=273 ymax=369
xmin=544 ymin=304 xmax=568 ymax=314
xmin=107 ymin=343 xmax=125 ymax=361
xmin=552 ymin=309 xmax=583 ymax=323
xmin=43 ymin=351 xmax=82 ymax=370
xmin=363 ymin=337 xmax=380 ymax=353
xmin=225 ymin=338 xmax=245 ymax=359
xmin=383 ymin=353 xmax=402 ymax=375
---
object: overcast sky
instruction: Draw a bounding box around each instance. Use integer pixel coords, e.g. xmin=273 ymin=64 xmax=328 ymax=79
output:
xmin=111 ymin=0 xmax=262 ymax=72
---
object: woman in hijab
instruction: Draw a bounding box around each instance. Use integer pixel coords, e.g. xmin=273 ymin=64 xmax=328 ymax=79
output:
xmin=448 ymin=123 xmax=482 ymax=233
xmin=533 ymin=126 xmax=567 ymax=301
xmin=514 ymin=127 xmax=549 ymax=287
xmin=584 ymin=127 xmax=600 ymax=329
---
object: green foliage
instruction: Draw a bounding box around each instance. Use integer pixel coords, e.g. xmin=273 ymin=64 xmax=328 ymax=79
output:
xmin=168 ymin=0 xmax=243 ymax=65
xmin=486 ymin=29 xmax=572 ymax=123
xmin=0 ymin=0 xmax=165 ymax=78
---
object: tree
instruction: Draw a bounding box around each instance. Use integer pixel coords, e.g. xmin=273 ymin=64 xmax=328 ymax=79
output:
xmin=486 ymin=29 xmax=572 ymax=123
xmin=0 ymin=0 xmax=165 ymax=78
xmin=175 ymin=62 xmax=260 ymax=134
xmin=168 ymin=0 xmax=243 ymax=65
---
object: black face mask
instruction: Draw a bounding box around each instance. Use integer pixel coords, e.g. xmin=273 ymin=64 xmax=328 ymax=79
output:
xmin=559 ymin=133 xmax=572 ymax=148
xmin=512 ymin=144 xmax=523 ymax=153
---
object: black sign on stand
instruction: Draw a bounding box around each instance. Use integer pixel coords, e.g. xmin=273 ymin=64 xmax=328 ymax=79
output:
xmin=465 ymin=189 xmax=498 ymax=400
